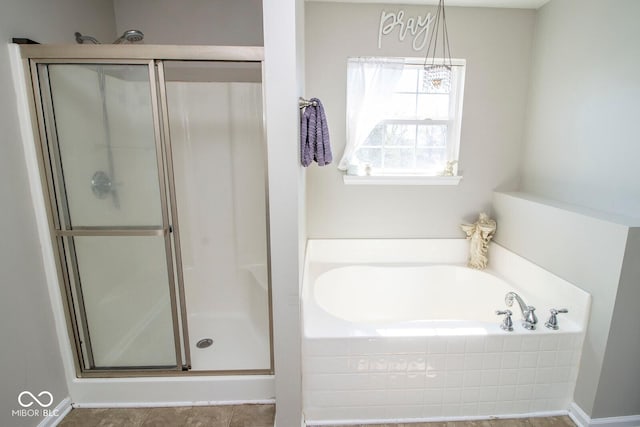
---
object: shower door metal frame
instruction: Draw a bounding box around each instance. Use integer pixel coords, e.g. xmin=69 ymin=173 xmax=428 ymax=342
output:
xmin=20 ymin=44 xmax=274 ymax=378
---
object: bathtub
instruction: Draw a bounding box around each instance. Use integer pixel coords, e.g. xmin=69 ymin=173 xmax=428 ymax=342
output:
xmin=302 ymin=239 xmax=590 ymax=425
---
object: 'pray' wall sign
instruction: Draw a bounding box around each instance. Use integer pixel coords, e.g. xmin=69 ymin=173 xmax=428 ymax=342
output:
xmin=378 ymin=10 xmax=434 ymax=51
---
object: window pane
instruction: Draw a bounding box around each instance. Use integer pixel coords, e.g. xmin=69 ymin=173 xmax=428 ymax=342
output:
xmin=355 ymin=147 xmax=383 ymax=168
xmin=395 ymin=67 xmax=419 ymax=93
xmin=387 ymin=93 xmax=417 ymax=119
xmin=417 ymin=125 xmax=447 ymax=147
xmin=417 ymin=93 xmax=450 ymax=120
xmin=383 ymin=148 xmax=414 ymax=169
xmin=363 ymin=124 xmax=384 ymax=146
xmin=416 ymin=148 xmax=447 ymax=169
xmin=384 ymin=124 xmax=416 ymax=147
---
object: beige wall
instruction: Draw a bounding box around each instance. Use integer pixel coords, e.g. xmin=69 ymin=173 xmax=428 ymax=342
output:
xmin=0 ymin=0 xmax=115 ymax=424
xmin=592 ymin=227 xmax=640 ymax=418
xmin=113 ymin=0 xmax=263 ymax=45
xmin=519 ymin=0 xmax=640 ymax=219
xmin=305 ymin=3 xmax=535 ymax=238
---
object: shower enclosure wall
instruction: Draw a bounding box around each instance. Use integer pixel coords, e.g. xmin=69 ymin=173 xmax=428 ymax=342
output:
xmin=21 ymin=45 xmax=272 ymax=378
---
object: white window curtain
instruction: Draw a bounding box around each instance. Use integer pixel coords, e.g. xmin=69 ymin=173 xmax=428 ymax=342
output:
xmin=338 ymin=58 xmax=404 ymax=171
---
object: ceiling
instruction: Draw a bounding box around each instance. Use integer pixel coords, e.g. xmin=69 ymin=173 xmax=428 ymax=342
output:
xmin=305 ymin=0 xmax=550 ymax=9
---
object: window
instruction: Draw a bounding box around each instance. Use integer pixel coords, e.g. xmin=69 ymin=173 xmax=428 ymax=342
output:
xmin=339 ymin=57 xmax=465 ymax=181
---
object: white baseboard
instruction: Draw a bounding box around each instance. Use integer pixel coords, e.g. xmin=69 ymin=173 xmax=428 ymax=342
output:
xmin=38 ymin=397 xmax=72 ymax=427
xmin=569 ymin=402 xmax=640 ymax=427
xmin=72 ymin=399 xmax=275 ymax=408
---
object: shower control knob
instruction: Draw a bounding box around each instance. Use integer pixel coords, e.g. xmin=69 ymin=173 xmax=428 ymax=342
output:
xmin=545 ymin=308 xmax=568 ymax=330
xmin=496 ymin=309 xmax=513 ymax=332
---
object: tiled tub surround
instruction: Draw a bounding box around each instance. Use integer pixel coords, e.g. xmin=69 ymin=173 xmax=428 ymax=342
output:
xmin=302 ymin=240 xmax=591 ymax=425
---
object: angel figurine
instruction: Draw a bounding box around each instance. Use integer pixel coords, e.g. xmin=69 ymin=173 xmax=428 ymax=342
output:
xmin=461 ymin=212 xmax=497 ymax=270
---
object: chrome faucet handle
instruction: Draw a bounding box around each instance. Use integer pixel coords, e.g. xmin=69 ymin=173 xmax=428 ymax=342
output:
xmin=525 ymin=306 xmax=538 ymax=325
xmin=496 ymin=310 xmax=513 ymax=331
xmin=545 ymin=308 xmax=568 ymax=330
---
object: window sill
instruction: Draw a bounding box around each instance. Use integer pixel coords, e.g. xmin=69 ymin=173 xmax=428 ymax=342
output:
xmin=343 ymin=175 xmax=463 ymax=186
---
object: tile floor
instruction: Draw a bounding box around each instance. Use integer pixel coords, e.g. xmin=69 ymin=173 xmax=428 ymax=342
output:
xmin=58 ymin=404 xmax=275 ymax=427
xmin=58 ymin=406 xmax=575 ymax=427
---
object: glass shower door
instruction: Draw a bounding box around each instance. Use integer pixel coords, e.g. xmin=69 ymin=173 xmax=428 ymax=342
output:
xmin=36 ymin=62 xmax=183 ymax=371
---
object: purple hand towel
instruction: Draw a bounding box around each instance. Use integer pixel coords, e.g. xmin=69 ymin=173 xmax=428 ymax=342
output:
xmin=300 ymin=98 xmax=332 ymax=167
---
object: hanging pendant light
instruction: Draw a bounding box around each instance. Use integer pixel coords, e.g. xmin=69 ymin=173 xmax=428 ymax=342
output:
xmin=423 ymin=0 xmax=453 ymax=93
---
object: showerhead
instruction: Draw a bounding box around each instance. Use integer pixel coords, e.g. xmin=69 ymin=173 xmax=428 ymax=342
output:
xmin=113 ymin=30 xmax=144 ymax=44
xmin=74 ymin=32 xmax=100 ymax=44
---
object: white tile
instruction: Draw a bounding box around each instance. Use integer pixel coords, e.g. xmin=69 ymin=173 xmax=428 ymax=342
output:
xmin=538 ymin=351 xmax=557 ymax=368
xmin=533 ymin=383 xmax=551 ymax=399
xmin=425 ymin=370 xmax=446 ymax=388
xmin=348 ymin=356 xmax=370 ymax=373
xmin=497 ymin=384 xmax=516 ymax=401
xmin=552 ymin=366 xmax=571 ymax=383
xmin=424 ymin=403 xmax=444 ymax=417
xmin=521 ymin=335 xmax=541 ymax=352
xmin=428 ymin=337 xmax=448 ymax=354
xmin=404 ymin=389 xmax=427 ymax=405
xmin=442 ymin=404 xmax=461 ymax=417
xmin=519 ymin=352 xmax=538 ymax=368
xmin=515 ymin=384 xmax=533 ymax=400
xmin=388 ymin=355 xmax=408 ymax=372
xmin=481 ymin=370 xmax=500 ymax=386
xmin=386 ymin=389 xmax=408 ymax=406
xmin=461 ymin=387 xmax=480 ymax=403
xmin=557 ymin=334 xmax=577 ymax=350
xmin=464 ymin=354 xmax=483 ymax=370
xmin=477 ymin=402 xmax=497 ymax=415
xmin=484 ymin=335 xmax=505 ymax=352
xmin=368 ymin=373 xmax=388 ymax=389
xmin=539 ymin=335 xmax=560 ymax=351
xmin=426 ymin=354 xmax=446 ymax=371
xmin=395 ymin=337 xmax=428 ymax=353
xmin=369 ymin=356 xmax=388 ymax=371
xmin=447 ymin=336 xmax=466 ymax=353
xmin=535 ymin=367 xmax=554 ymax=384
xmin=530 ymin=398 xmax=550 ymax=412
xmin=517 ymin=368 xmax=536 ymax=385
xmin=494 ymin=400 xmax=516 ymax=414
xmin=407 ymin=355 xmax=427 ymax=371
xmin=478 ymin=386 xmax=498 ymax=402
xmin=406 ymin=372 xmax=427 ymax=388
xmin=351 ymin=390 xmax=387 ymax=406
xmin=306 ymin=390 xmax=350 ymax=407
xmin=503 ymin=335 xmax=522 ymax=352
xmin=306 ymin=356 xmax=350 ymax=374
xmin=388 ymin=373 xmax=407 ymax=389
xmin=465 ymin=336 xmax=485 ymax=353
xmin=463 ymin=370 xmax=482 ymax=387
xmin=446 ymin=354 xmax=465 ymax=370
xmin=443 ymin=387 xmax=462 ymax=404
xmin=556 ymin=350 xmax=574 ymax=366
xmin=513 ymin=399 xmax=532 ymax=413
xmin=344 ymin=405 xmax=387 ymax=419
xmin=459 ymin=402 xmax=479 ymax=416
xmin=499 ymin=369 xmax=519 ymax=386
xmin=482 ymin=352 xmax=502 ymax=370
xmin=501 ymin=352 xmax=520 ymax=369
xmin=386 ymin=405 xmax=423 ymax=419
xmin=424 ymin=388 xmax=443 ymax=404
xmin=445 ymin=371 xmax=464 ymax=388
xmin=349 ymin=338 xmax=383 ymax=355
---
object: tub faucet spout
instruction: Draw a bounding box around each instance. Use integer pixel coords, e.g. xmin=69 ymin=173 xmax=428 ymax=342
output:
xmin=505 ymin=292 xmax=537 ymax=330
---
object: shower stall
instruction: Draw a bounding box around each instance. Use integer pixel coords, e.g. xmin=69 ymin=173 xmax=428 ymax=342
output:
xmin=20 ymin=45 xmax=272 ymax=378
